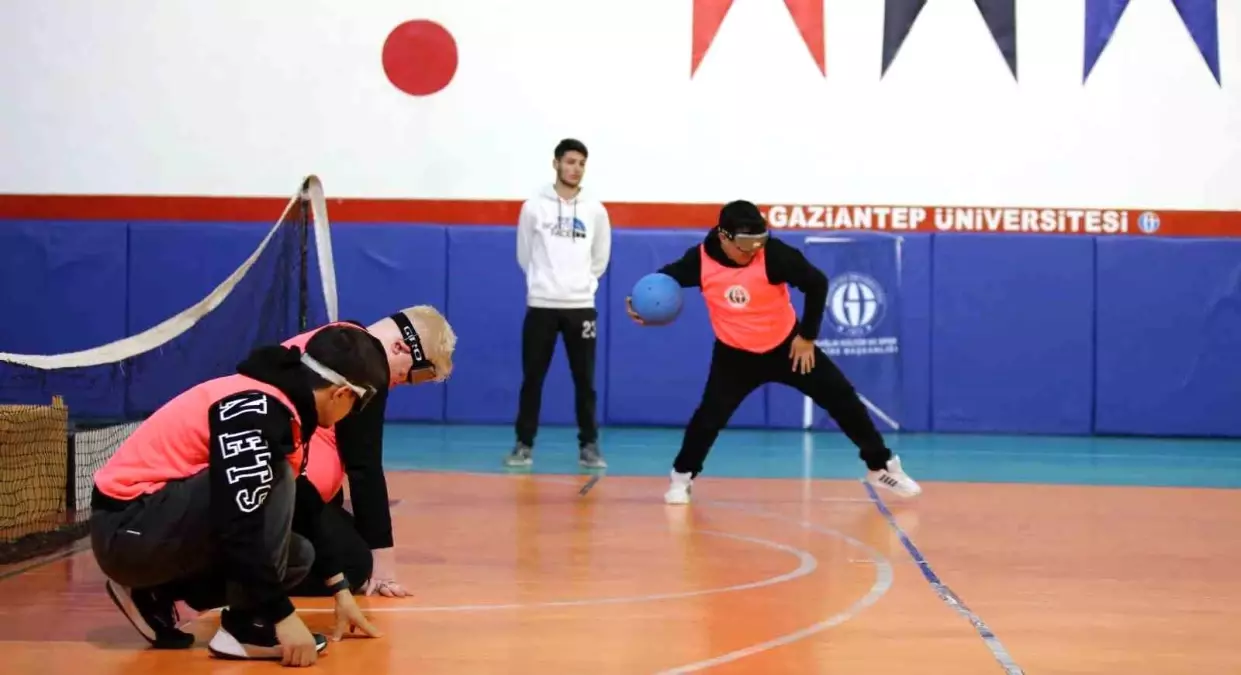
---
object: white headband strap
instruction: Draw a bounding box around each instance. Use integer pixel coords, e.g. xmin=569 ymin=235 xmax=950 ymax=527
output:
xmin=300 ymin=352 xmax=368 ymax=397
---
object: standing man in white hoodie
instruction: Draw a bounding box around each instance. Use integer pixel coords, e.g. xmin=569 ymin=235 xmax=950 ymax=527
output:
xmin=506 ymin=138 xmax=611 ymax=470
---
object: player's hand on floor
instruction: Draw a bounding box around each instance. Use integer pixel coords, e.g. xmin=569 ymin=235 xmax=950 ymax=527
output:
xmin=332 ymin=589 xmax=383 ymax=641
xmin=365 ymin=548 xmax=412 ymax=597
xmin=624 ymin=297 xmax=646 ymax=325
xmin=362 ymin=577 xmax=411 ymax=598
xmin=789 ymin=336 xmax=816 ymax=374
xmin=275 ymin=613 xmax=320 ymax=667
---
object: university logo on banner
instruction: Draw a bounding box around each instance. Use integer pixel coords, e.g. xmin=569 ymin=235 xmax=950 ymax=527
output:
xmin=822 ymin=271 xmax=899 ymax=357
xmin=826 ymin=272 xmax=891 ymax=342
xmin=801 ymin=236 xmax=903 ymax=429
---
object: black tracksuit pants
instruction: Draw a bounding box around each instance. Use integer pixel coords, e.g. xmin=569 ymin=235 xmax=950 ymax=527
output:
xmin=90 ymin=462 xmax=312 ymax=613
xmin=515 ymin=307 xmax=599 ymax=447
xmin=673 ymin=330 xmax=893 ymax=476
xmin=288 ymin=498 xmax=374 ymax=596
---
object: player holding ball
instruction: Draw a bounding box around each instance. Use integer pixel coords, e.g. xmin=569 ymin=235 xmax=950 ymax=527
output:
xmin=625 ymin=200 xmax=921 ymax=505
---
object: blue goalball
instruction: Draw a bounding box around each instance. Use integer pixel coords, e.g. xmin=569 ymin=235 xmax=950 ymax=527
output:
xmin=630 ymin=273 xmax=683 ymax=325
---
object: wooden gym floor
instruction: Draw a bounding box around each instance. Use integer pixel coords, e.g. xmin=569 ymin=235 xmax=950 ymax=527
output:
xmin=2 ymin=424 xmax=1240 ymax=674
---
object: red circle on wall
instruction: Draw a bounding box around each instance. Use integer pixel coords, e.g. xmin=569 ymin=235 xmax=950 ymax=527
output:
xmin=382 ymin=20 xmax=458 ymax=97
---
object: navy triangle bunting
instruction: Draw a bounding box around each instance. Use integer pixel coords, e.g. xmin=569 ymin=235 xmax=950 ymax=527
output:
xmin=1171 ymin=0 xmax=1220 ymax=84
xmin=975 ymin=0 xmax=1017 ymax=79
xmin=882 ymin=0 xmax=927 ymax=77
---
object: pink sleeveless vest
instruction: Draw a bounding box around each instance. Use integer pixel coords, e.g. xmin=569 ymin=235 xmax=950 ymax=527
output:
xmin=699 ymin=245 xmax=797 ymax=353
xmin=94 ymin=375 xmax=305 ymax=501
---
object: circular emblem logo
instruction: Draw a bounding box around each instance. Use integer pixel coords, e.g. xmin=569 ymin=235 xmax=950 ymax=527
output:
xmin=826 ymin=272 xmax=886 ymax=337
xmin=1137 ymin=211 xmax=1160 ymax=234
xmin=725 ymin=285 xmax=750 ymax=308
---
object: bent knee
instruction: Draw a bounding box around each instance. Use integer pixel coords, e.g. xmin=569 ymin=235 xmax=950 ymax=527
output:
xmin=286 ymin=533 xmax=316 ymax=576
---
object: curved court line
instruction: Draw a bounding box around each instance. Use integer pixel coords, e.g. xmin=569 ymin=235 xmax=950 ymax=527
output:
xmin=362 ymin=469 xmax=894 ymax=671
xmin=298 ymin=529 xmax=818 ymax=614
xmin=864 ymin=483 xmax=1026 ymax=674
xmin=655 ymin=500 xmax=895 ymax=674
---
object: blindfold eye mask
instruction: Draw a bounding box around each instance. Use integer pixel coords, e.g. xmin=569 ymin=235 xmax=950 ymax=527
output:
xmin=389 ymin=312 xmax=436 ymax=383
xmin=300 ymin=352 xmax=377 ymax=411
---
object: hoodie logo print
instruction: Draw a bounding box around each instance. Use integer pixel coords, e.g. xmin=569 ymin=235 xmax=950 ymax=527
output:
xmin=549 ymin=216 xmax=587 ymax=240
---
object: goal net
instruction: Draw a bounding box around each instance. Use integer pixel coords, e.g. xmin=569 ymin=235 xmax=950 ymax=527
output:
xmin=801 ymin=234 xmax=904 ymax=433
xmin=0 ymin=176 xmax=339 ymax=565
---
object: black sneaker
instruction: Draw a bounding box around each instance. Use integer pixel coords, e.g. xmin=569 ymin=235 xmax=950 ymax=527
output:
xmin=207 ymin=608 xmax=328 ymax=661
xmin=105 ymin=579 xmax=195 ymax=649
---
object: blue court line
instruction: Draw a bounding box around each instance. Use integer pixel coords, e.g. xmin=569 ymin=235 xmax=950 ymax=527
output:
xmin=864 ymin=483 xmax=1026 ymax=675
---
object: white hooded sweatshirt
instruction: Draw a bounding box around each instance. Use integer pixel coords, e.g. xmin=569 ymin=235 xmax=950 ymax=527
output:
xmin=516 ymin=184 xmax=612 ymax=309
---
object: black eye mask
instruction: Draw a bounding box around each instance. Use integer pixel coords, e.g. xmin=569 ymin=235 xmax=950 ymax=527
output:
xmin=389 ymin=313 xmax=435 ymax=382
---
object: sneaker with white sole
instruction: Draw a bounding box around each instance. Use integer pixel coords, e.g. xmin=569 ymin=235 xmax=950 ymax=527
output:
xmin=207 ymin=608 xmax=327 ymax=661
xmin=105 ymin=579 xmax=195 ymax=649
xmin=504 ymin=443 xmax=533 ymax=468
xmin=865 ymin=455 xmax=922 ymax=498
xmin=579 ymin=442 xmax=608 ymax=469
xmin=664 ymin=470 xmax=693 ymax=505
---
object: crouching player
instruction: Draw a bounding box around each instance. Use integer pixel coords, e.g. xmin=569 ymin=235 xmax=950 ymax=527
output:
xmin=283 ymin=306 xmax=456 ymax=599
xmin=90 ymin=326 xmax=388 ymax=666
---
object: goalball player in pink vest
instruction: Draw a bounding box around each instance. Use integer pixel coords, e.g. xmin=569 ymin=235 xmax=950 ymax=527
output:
xmin=279 ymin=306 xmax=455 ymax=600
xmin=90 ymin=326 xmax=390 ymax=665
xmin=625 ymin=200 xmax=922 ymax=505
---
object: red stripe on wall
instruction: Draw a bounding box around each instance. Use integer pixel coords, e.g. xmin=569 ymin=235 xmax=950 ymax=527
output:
xmin=0 ymin=194 xmax=1238 ymax=237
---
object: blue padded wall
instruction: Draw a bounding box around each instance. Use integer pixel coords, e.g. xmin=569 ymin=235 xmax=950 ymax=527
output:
xmin=444 ymin=227 xmax=610 ymax=432
xmin=931 ymin=235 xmax=1095 ymax=434
xmin=125 ymin=220 xmax=332 ymax=417
xmin=0 ymin=221 xmax=130 ymax=353
xmin=1095 ymin=238 xmax=1241 ymax=436
xmin=333 ymin=224 xmax=447 ymax=422
xmin=126 ymin=222 xmax=278 ymax=415
xmin=0 ymin=220 xmax=130 ymax=417
xmin=899 ymin=235 xmax=933 ymax=433
xmin=443 ymin=227 xmax=525 ymax=424
xmin=766 ymin=233 xmax=933 ymax=433
xmin=606 ymin=230 xmax=767 ymax=428
xmin=7 ymin=217 xmax=1241 ymax=439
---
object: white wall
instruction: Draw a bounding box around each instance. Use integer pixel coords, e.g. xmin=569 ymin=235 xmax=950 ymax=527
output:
xmin=1 ymin=0 xmax=1238 ymax=210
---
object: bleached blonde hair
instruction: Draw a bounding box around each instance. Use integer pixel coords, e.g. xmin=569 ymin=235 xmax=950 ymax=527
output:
xmin=398 ymin=304 xmax=456 ymax=380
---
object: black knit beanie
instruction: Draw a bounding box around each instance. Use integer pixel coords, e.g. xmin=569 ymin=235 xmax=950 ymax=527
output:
xmin=717 ymin=200 xmax=767 ymax=236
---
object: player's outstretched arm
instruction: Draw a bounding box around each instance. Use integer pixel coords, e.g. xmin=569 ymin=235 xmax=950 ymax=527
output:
xmin=339 ymin=387 xmax=395 ymax=551
xmin=206 ymin=390 xmax=300 ymax=626
xmin=291 ymin=474 xmax=351 ymax=589
xmin=336 ymin=386 xmax=410 ymax=597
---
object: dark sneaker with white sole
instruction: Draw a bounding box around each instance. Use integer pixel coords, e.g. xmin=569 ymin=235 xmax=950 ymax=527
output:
xmin=579 ymin=442 xmax=607 ymax=469
xmin=207 ymin=608 xmax=328 ymax=661
xmin=504 ymin=443 xmax=533 ymax=468
xmin=105 ymin=579 xmax=195 ymax=649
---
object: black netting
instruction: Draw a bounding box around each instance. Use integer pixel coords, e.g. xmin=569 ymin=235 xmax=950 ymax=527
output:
xmin=0 ymin=182 xmax=326 ymax=564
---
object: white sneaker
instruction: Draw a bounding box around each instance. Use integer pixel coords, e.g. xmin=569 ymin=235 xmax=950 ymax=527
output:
xmin=207 ymin=608 xmax=327 ymax=661
xmin=664 ymin=470 xmax=693 ymax=505
xmin=866 ymin=456 xmax=922 ymax=498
